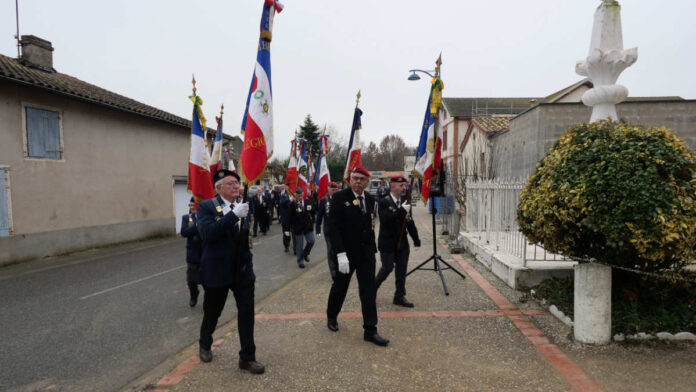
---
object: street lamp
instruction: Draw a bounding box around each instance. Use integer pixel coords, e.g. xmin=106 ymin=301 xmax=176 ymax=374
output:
xmin=407 ymin=69 xmax=436 ymax=81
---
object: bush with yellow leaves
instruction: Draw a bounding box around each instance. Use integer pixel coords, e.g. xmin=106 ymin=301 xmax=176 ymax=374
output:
xmin=517 ymin=120 xmax=696 ymax=272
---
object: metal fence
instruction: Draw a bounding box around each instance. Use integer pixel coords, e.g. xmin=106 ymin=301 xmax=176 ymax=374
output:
xmin=463 ymin=178 xmax=569 ymax=265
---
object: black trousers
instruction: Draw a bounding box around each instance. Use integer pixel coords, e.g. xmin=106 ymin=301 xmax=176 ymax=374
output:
xmin=376 ymin=245 xmax=410 ymax=299
xmin=186 ymin=262 xmax=201 ymax=298
xmin=199 ymin=282 xmax=256 ymax=361
xmin=253 ymin=214 xmax=268 ymax=235
xmin=326 ymin=252 xmax=378 ymax=333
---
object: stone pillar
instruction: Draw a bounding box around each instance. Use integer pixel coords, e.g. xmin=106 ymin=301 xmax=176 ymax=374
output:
xmin=574 ymin=263 xmax=612 ymax=344
xmin=576 ymin=0 xmax=637 ymax=122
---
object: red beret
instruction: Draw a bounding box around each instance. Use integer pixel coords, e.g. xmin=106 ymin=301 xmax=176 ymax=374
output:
xmin=390 ymin=175 xmax=408 ymax=183
xmin=352 ymin=166 xmax=370 ymax=177
xmin=329 ymin=181 xmax=339 ymax=188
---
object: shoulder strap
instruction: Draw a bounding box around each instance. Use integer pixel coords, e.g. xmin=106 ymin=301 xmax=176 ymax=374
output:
xmin=211 ymin=197 xmax=224 ymax=217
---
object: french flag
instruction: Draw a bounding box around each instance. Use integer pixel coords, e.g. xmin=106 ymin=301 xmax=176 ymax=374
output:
xmin=187 ymin=101 xmax=215 ymax=203
xmin=316 ymin=135 xmax=330 ymax=200
xmin=297 ymin=139 xmax=309 ymax=198
xmin=285 ymin=138 xmax=298 ymax=193
xmin=343 ymin=107 xmax=363 ymax=183
xmin=209 ymin=114 xmax=224 ymax=174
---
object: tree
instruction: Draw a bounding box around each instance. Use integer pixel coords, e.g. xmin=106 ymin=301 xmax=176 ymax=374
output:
xmin=265 ymin=157 xmax=286 ymax=184
xmin=361 ymin=141 xmax=381 ymax=170
xmin=379 ymin=134 xmax=408 ymax=170
xmin=298 ymin=114 xmax=321 ymax=158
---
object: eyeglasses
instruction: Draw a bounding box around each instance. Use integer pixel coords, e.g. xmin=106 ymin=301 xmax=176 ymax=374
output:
xmin=350 ymin=176 xmax=368 ymax=182
xmin=222 ymin=181 xmax=240 ymax=186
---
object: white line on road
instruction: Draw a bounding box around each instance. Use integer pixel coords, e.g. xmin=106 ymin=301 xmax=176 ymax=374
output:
xmin=79 ymin=265 xmax=185 ymax=300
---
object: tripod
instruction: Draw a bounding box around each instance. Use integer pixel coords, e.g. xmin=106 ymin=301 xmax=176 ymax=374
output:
xmin=406 ymin=199 xmax=466 ymax=295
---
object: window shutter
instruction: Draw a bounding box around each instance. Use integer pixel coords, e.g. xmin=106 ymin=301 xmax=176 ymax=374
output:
xmin=0 ymin=168 xmax=9 ymax=237
xmin=26 ymin=107 xmax=61 ymax=159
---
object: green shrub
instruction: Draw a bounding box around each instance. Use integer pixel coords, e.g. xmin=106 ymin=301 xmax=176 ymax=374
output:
xmin=517 ymin=120 xmax=696 ymax=272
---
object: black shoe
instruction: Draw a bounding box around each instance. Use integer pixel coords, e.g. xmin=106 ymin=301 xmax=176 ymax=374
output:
xmin=284 ymin=247 xmax=289 ymax=253
xmin=303 ymin=254 xmax=310 ymax=262
xmin=327 ymin=318 xmax=338 ymax=332
xmin=298 ymin=263 xmax=305 ymax=269
xmin=364 ymin=332 xmax=389 ymax=346
xmin=189 ymin=297 xmax=197 ymax=307
xmin=393 ymin=297 xmax=414 ymax=308
xmin=239 ymin=359 xmax=265 ymax=374
xmin=253 ymin=234 xmax=258 ymax=237
xmin=199 ymin=348 xmax=213 ymax=363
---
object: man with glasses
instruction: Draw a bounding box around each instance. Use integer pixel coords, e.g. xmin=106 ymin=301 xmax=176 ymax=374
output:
xmin=196 ymin=169 xmax=264 ymax=374
xmin=326 ymin=167 xmax=389 ymax=346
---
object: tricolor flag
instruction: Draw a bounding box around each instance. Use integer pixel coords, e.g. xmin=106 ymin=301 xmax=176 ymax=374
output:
xmin=316 ymin=134 xmax=331 ymax=200
xmin=343 ymin=106 xmax=363 ymax=183
xmin=209 ymin=111 xmax=224 ymax=174
xmin=285 ymin=138 xmax=298 ymax=193
xmin=297 ymin=139 xmax=309 ymax=198
xmin=413 ymin=76 xmax=444 ymax=204
xmin=226 ymin=146 xmax=237 ymax=172
xmin=239 ymin=0 xmax=283 ymax=185
xmin=187 ymin=94 xmax=215 ymax=203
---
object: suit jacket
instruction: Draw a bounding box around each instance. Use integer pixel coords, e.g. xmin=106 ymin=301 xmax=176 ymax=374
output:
xmin=377 ymin=195 xmax=420 ymax=253
xmin=289 ymin=199 xmax=315 ymax=235
xmin=180 ymin=213 xmax=202 ymax=264
xmin=315 ymin=196 xmax=332 ymax=235
xmin=251 ymin=193 xmax=270 ymax=218
xmin=328 ymin=188 xmax=377 ymax=263
xmin=196 ymin=194 xmax=255 ymax=288
xmin=279 ymin=191 xmax=291 ymax=226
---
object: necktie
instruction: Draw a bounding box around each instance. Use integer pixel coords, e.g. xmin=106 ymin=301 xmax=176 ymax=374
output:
xmin=358 ymin=196 xmax=365 ymax=214
xmin=397 ymin=200 xmax=401 ymax=208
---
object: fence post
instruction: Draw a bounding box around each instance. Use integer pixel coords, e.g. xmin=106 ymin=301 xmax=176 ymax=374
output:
xmin=574 ymin=263 xmax=612 ymax=344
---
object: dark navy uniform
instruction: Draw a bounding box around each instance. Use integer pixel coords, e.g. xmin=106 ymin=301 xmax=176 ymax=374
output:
xmin=289 ymin=195 xmax=315 ymax=267
xmin=251 ymin=192 xmax=270 ymax=236
xmin=316 ymin=195 xmax=337 ymax=279
xmin=278 ymin=190 xmax=293 ymax=252
xmin=326 ymin=187 xmax=379 ymax=334
xmin=375 ymin=194 xmax=421 ymax=302
xmin=197 ymin=194 xmax=256 ymax=362
xmin=180 ymin=213 xmax=202 ymax=304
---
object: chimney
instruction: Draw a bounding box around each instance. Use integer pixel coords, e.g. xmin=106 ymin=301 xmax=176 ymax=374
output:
xmin=529 ymin=99 xmax=537 ymax=107
xmin=20 ymin=35 xmax=55 ymax=72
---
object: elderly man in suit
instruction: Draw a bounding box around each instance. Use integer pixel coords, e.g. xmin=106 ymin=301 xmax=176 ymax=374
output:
xmin=326 ymin=167 xmax=389 ymax=346
xmin=196 ymin=169 xmax=264 ymax=374
xmin=289 ymin=187 xmax=316 ymax=268
xmin=180 ymin=197 xmax=203 ymax=307
xmin=375 ymin=176 xmax=421 ymax=307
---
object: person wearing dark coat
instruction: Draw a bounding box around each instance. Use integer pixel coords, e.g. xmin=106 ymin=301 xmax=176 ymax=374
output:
xmin=326 ymin=166 xmax=389 ymax=347
xmin=289 ymin=187 xmax=315 ymax=268
xmin=278 ymin=185 xmax=293 ymax=252
xmin=316 ymin=181 xmax=339 ymax=279
xmin=196 ymin=169 xmax=264 ymax=375
xmin=180 ymin=198 xmax=202 ymax=307
xmin=375 ymin=176 xmax=421 ymax=307
xmin=251 ymin=185 xmax=270 ymax=236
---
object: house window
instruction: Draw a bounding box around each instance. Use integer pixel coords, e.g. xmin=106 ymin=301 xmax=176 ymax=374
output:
xmin=0 ymin=166 xmax=11 ymax=237
xmin=25 ymin=107 xmax=62 ymax=159
xmin=443 ymin=129 xmax=448 ymax=151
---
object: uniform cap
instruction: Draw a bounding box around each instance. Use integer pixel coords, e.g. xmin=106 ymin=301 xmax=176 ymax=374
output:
xmin=352 ymin=166 xmax=370 ymax=177
xmin=213 ymin=169 xmax=240 ymax=182
xmin=390 ymin=175 xmax=408 ymax=183
xmin=329 ymin=182 xmax=339 ymax=188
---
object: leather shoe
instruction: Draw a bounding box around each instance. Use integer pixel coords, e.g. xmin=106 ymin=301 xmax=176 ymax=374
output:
xmin=393 ymin=297 xmax=414 ymax=308
xmin=199 ymin=348 xmax=213 ymax=363
xmin=364 ymin=332 xmax=389 ymax=346
xmin=304 ymin=254 xmax=310 ymax=262
xmin=239 ymin=359 xmax=265 ymax=374
xmin=298 ymin=263 xmax=305 ymax=269
xmin=189 ymin=297 xmax=197 ymax=307
xmin=327 ymin=318 xmax=338 ymax=332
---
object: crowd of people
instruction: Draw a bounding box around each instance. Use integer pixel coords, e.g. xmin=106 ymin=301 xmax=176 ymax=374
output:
xmin=180 ymin=167 xmax=420 ymax=375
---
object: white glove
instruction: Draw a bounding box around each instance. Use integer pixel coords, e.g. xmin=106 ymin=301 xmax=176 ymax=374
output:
xmin=284 ymin=231 xmax=291 ymax=236
xmin=316 ymin=233 xmax=322 ymax=238
xmin=232 ymin=203 xmax=249 ymax=219
xmin=337 ymin=252 xmax=350 ymax=274
xmin=401 ymin=202 xmax=410 ymax=211
xmin=222 ymin=204 xmax=232 ymax=215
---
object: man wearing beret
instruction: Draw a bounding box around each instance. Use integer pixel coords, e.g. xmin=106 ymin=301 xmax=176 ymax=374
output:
xmin=196 ymin=169 xmax=264 ymax=374
xmin=326 ymin=167 xmax=389 ymax=346
xmin=316 ymin=181 xmax=339 ymax=279
xmin=289 ymin=187 xmax=316 ymax=268
xmin=180 ymin=197 xmax=202 ymax=307
xmin=376 ymin=176 xmax=421 ymax=307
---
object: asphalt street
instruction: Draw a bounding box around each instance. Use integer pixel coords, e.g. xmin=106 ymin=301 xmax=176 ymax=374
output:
xmin=0 ymin=219 xmax=326 ymax=392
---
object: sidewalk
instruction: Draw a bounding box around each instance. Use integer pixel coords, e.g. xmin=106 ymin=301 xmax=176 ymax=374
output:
xmin=132 ymin=207 xmax=696 ymax=392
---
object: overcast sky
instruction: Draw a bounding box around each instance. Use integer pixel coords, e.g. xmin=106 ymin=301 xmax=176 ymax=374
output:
xmin=2 ymin=0 xmax=695 ymax=159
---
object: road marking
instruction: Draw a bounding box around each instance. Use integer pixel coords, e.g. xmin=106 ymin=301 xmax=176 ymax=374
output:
xmin=79 ymin=265 xmax=185 ymax=300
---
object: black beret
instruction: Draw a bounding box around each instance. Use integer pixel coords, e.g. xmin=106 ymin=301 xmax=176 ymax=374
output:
xmin=213 ymin=169 xmax=240 ymax=182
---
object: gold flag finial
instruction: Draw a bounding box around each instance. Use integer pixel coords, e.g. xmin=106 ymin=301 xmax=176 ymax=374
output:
xmin=220 ymin=103 xmax=224 ymax=117
xmin=356 ymin=89 xmax=361 ymax=108
xmin=435 ymin=53 xmax=442 ymax=78
xmin=192 ymin=74 xmax=197 ymax=95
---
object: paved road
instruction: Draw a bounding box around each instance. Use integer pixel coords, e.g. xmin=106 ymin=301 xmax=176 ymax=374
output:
xmin=0 ymin=221 xmax=326 ymax=392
